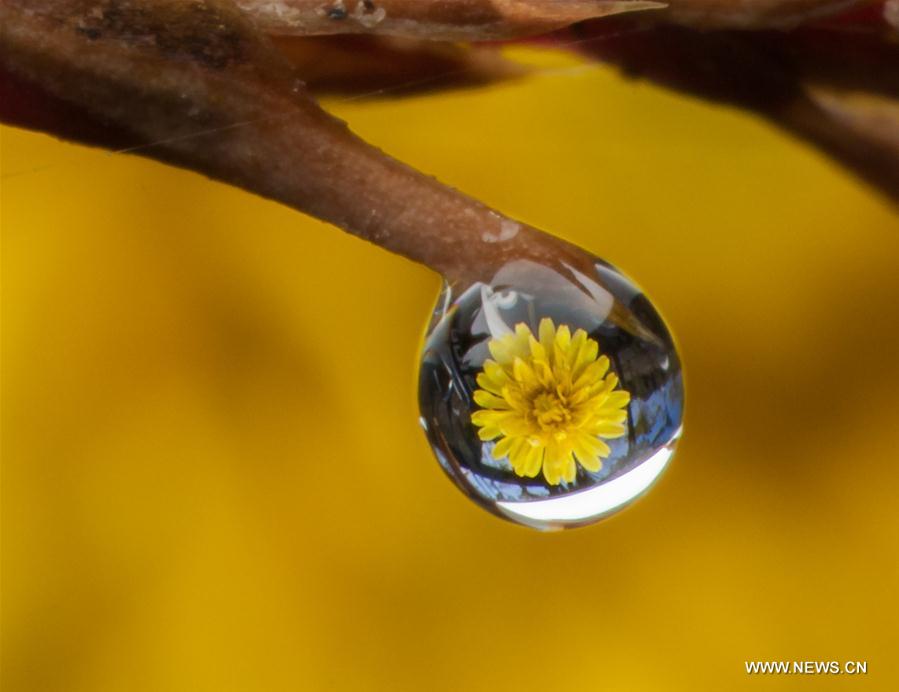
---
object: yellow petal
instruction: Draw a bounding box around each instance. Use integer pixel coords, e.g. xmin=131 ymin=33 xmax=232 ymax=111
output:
xmin=573 ymin=446 xmax=601 ymax=473
xmin=567 ymin=387 xmax=590 ymax=406
xmin=487 ymin=334 xmax=518 ymax=364
xmin=492 ymin=436 xmax=516 ymax=459
xmin=512 ymin=357 xmax=538 ymax=386
xmin=576 ymin=356 xmax=610 ymax=389
xmin=500 ymin=417 xmax=536 ymax=437
xmin=568 ymin=329 xmax=587 ymax=367
xmin=533 ymin=361 xmax=553 ymax=388
xmin=586 ymin=382 xmax=614 ymax=404
xmin=575 ymin=433 xmax=612 ymax=459
xmin=473 ymin=390 xmax=509 ymax=409
xmin=470 ymin=409 xmax=501 ymax=427
xmin=543 ymin=460 xmax=562 ymax=485
xmin=544 ymin=438 xmax=567 ymax=467
xmin=593 ymin=421 xmax=626 ymax=438
xmin=500 ymin=385 xmax=529 ymax=412
xmin=476 ymin=373 xmax=503 ymax=395
xmin=508 ymin=440 xmax=531 ymax=474
xmin=523 ymin=446 xmax=544 ymax=477
xmin=505 ymin=324 xmax=532 ymax=358
xmin=562 ymin=456 xmax=578 ymax=483
xmin=528 ymin=336 xmax=546 ymax=361
xmin=539 ymin=318 xmax=556 ymax=355
xmin=554 ymin=324 xmax=571 ymax=353
xmin=483 ymin=360 xmax=509 ymax=385
xmin=593 ymin=408 xmax=628 ymax=424
xmin=477 ymin=425 xmax=502 ymax=441
xmin=604 ymin=390 xmax=631 ymax=409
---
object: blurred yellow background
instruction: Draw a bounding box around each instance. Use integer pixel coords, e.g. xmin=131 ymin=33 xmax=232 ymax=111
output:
xmin=3 ymin=48 xmax=898 ymax=691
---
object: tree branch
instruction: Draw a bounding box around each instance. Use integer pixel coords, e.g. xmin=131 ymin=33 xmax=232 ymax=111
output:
xmin=0 ymin=0 xmax=585 ymax=283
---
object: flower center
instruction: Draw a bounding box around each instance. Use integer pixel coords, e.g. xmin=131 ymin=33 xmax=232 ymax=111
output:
xmin=531 ymin=390 xmax=571 ymax=432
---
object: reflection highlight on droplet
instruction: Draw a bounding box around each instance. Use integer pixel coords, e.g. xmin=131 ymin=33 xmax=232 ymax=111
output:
xmin=495 ymin=435 xmax=678 ymax=529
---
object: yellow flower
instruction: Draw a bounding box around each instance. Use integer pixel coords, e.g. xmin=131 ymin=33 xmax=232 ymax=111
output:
xmin=471 ymin=318 xmax=630 ymax=486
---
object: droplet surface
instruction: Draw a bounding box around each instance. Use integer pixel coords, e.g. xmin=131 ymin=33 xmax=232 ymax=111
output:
xmin=418 ymin=256 xmax=683 ymax=530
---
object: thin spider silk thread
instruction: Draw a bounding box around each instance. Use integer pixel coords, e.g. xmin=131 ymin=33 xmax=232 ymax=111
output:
xmin=1 ymin=28 xmax=650 ymax=179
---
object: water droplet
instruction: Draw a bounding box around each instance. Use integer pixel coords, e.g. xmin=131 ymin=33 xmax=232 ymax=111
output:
xmin=419 ymin=255 xmax=683 ymax=530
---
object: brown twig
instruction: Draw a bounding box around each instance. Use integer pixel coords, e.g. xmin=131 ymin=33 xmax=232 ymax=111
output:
xmin=1 ymin=0 xmax=895 ymax=292
xmin=569 ymin=11 xmax=899 ymax=201
xmin=234 ymin=0 xmax=666 ymax=40
xmin=233 ymin=0 xmax=870 ymax=36
xmin=661 ymin=0 xmax=869 ymax=28
xmin=270 ymin=35 xmax=529 ymax=95
xmin=0 ymin=0 xmax=586 ymax=283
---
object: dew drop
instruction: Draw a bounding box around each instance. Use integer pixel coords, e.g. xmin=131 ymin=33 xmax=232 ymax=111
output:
xmin=418 ymin=255 xmax=684 ymax=530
